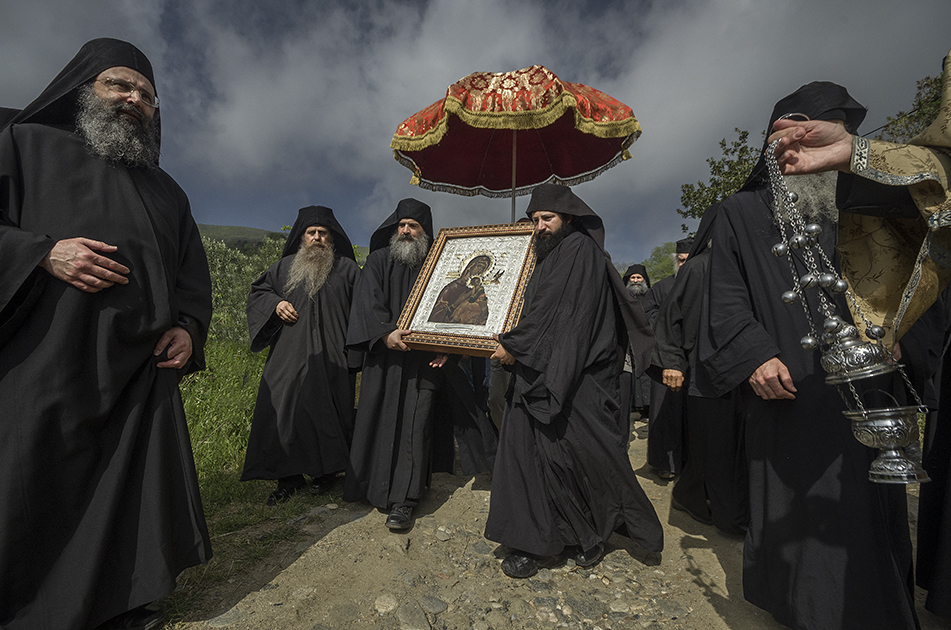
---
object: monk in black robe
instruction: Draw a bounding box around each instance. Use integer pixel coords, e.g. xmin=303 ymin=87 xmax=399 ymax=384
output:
xmin=486 ymin=184 xmax=661 ymax=579
xmin=642 ymin=237 xmax=692 ymax=479
xmin=770 ymin=55 xmax=951 ymax=618
xmin=696 ymin=82 xmax=919 ymax=630
xmin=344 ymin=199 xmax=497 ymax=530
xmin=650 ymin=207 xmax=749 ymax=533
xmin=242 ymin=206 xmax=360 ymax=504
xmin=0 ymin=39 xmax=212 ymax=630
xmin=620 ymin=264 xmax=651 ymax=423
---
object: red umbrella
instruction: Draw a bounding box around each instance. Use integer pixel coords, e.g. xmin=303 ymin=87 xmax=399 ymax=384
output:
xmin=391 ymin=65 xmax=641 ymax=220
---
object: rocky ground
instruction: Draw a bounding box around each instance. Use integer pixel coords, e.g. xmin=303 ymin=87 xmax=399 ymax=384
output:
xmin=176 ymin=422 xmax=951 ymax=630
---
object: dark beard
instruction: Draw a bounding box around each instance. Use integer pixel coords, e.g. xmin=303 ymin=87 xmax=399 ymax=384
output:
xmin=389 ymin=231 xmax=430 ymax=268
xmin=627 ymin=281 xmax=648 ymax=297
xmin=534 ymin=222 xmax=576 ymax=261
xmin=285 ymin=242 xmax=335 ymax=299
xmin=76 ymin=84 xmax=160 ymax=168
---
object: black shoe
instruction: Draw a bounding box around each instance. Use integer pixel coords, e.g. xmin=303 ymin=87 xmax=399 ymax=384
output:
xmin=571 ymin=542 xmax=604 ymax=568
xmin=385 ymin=505 xmax=413 ymax=530
xmin=657 ymin=469 xmax=676 ymax=480
xmin=96 ymin=604 xmax=163 ymax=630
xmin=310 ymin=474 xmax=336 ymax=495
xmin=266 ymin=485 xmax=297 ymax=506
xmin=501 ymin=551 xmax=539 ymax=579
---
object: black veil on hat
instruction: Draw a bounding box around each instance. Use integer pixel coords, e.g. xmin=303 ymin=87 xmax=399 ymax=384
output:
xmin=675 ymin=237 xmax=694 ymax=255
xmin=282 ymin=205 xmax=356 ymax=261
xmin=687 ymin=202 xmax=722 ymax=259
xmin=0 ymin=107 xmax=21 ymax=131
xmin=368 ymin=198 xmax=434 ymax=253
xmin=623 ymin=264 xmax=651 ymax=288
xmin=741 ymin=81 xmax=866 ymax=192
xmin=10 ymin=38 xmax=159 ymax=139
xmin=526 ymin=183 xmax=606 ymax=250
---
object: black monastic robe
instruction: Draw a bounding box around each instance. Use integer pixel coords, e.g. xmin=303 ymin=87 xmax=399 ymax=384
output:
xmin=344 ymin=247 xmax=496 ymax=509
xmin=484 ymin=231 xmax=663 ymax=557
xmin=650 ymin=250 xmax=749 ymax=533
xmin=643 ymin=275 xmax=686 ymax=474
xmin=696 ymin=188 xmax=918 ymax=630
xmin=0 ymin=122 xmax=212 ymax=629
xmin=241 ymin=254 xmax=359 ymax=481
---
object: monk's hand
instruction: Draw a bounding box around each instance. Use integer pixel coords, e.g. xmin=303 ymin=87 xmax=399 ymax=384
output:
xmin=663 ymin=369 xmax=684 ymax=391
xmin=768 ymin=119 xmax=852 ymax=175
xmin=385 ymin=329 xmax=412 ymax=351
xmin=276 ymin=300 xmax=298 ymax=323
xmin=490 ymin=334 xmax=515 ymax=365
xmin=748 ymin=357 xmax=797 ymax=400
xmin=39 ymin=237 xmax=130 ymax=293
xmin=155 ymin=326 xmax=193 ymax=369
xmin=430 ymin=354 xmax=449 ymax=368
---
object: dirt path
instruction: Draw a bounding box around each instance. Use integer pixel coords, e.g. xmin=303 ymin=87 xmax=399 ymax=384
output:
xmin=176 ymin=422 xmax=951 ymax=630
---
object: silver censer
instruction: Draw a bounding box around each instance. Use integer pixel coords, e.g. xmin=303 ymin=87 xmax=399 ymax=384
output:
xmin=767 ymin=139 xmax=928 ymax=484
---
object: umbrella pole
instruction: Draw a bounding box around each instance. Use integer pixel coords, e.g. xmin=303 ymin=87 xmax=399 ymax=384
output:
xmin=511 ymin=129 xmax=517 ymax=223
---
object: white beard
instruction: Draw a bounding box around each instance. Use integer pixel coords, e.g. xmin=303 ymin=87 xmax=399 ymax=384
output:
xmin=285 ymin=243 xmax=335 ymax=299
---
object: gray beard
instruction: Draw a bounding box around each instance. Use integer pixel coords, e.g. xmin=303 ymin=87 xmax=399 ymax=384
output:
xmin=389 ymin=231 xmax=430 ymax=267
xmin=627 ymin=281 xmax=648 ymax=297
xmin=76 ymin=84 xmax=161 ymax=168
xmin=285 ymin=243 xmax=335 ymax=299
xmin=777 ymin=171 xmax=839 ymax=225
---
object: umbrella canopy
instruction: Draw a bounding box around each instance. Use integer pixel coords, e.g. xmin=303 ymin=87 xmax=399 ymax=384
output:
xmin=391 ymin=65 xmax=640 ymax=212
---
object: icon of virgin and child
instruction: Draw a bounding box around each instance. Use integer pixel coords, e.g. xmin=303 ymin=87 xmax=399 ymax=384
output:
xmin=428 ymin=254 xmax=499 ymax=326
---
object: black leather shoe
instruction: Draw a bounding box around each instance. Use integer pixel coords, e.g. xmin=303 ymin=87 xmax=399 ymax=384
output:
xmin=572 ymin=542 xmax=604 ymax=567
xmin=96 ymin=604 xmax=163 ymax=630
xmin=385 ymin=505 xmax=413 ymax=530
xmin=310 ymin=474 xmax=336 ymax=495
xmin=501 ymin=551 xmax=539 ymax=579
xmin=266 ymin=485 xmax=297 ymax=506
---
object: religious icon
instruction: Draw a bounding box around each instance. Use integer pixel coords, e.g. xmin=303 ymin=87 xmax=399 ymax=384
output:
xmin=398 ymin=223 xmax=536 ymax=356
xmin=428 ymin=254 xmax=492 ymax=325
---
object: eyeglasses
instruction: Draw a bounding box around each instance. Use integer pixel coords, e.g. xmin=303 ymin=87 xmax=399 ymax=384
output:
xmin=96 ymin=78 xmax=159 ymax=109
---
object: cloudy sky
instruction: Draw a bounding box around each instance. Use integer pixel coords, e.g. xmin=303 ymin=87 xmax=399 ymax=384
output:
xmin=2 ymin=0 xmax=948 ymax=266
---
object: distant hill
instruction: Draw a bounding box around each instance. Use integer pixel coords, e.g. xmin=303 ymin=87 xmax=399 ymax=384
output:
xmin=198 ymin=224 xmax=285 ymax=251
xmin=198 ymin=223 xmax=369 ymax=265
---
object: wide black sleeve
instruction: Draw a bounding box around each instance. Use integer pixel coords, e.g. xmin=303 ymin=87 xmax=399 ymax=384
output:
xmin=246 ymin=257 xmax=288 ymax=353
xmin=0 ymin=126 xmax=57 ymax=343
xmin=345 ymin=249 xmax=397 ymax=353
xmin=696 ymin=201 xmax=781 ymax=397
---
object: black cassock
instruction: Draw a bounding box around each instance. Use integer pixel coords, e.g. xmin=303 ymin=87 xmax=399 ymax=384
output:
xmin=0 ymin=123 xmax=212 ymax=629
xmin=241 ymin=254 xmax=359 ymax=481
xmin=643 ymin=275 xmax=686 ymax=474
xmin=650 ymin=250 xmax=749 ymax=534
xmin=344 ymin=246 xmax=496 ymax=509
xmin=484 ymin=231 xmax=663 ymax=557
xmin=696 ymin=188 xmax=918 ymax=630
